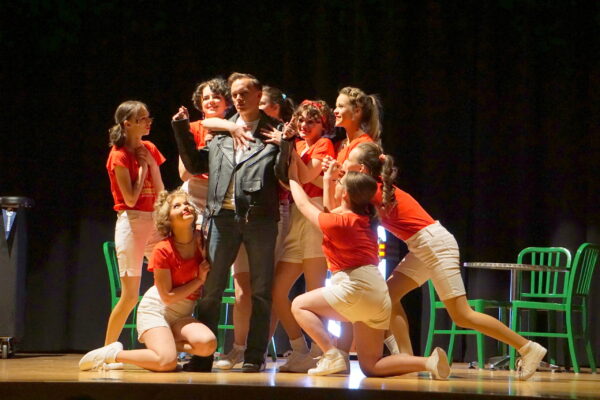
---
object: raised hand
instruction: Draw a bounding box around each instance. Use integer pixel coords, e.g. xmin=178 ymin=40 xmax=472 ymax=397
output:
xmin=324 ymin=159 xmax=343 ymax=182
xmin=172 ymin=105 xmax=189 ymax=121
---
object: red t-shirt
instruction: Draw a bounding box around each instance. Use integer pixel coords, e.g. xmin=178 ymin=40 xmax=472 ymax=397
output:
xmin=148 ymin=237 xmax=204 ymax=301
xmin=295 ymin=137 xmax=335 ymax=198
xmin=106 ymin=140 xmax=166 ymax=212
xmin=318 ymin=212 xmax=379 ymax=272
xmin=373 ymin=183 xmax=435 ymax=241
xmin=189 ymin=120 xmax=210 ymax=180
xmin=335 ymin=133 xmax=373 ymax=164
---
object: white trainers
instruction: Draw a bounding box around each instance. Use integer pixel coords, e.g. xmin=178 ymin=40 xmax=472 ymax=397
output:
xmin=517 ymin=341 xmax=547 ymax=380
xmin=215 ymin=346 xmax=245 ymax=370
xmin=308 ymin=348 xmax=348 ymax=376
xmin=100 ymin=362 xmax=124 ymax=371
xmin=278 ymin=350 xmax=317 ymax=373
xmin=79 ymin=342 xmax=123 ymax=371
xmin=426 ymin=347 xmax=451 ymax=380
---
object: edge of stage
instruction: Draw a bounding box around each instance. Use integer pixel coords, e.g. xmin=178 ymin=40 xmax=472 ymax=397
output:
xmin=1 ymin=354 xmax=598 ymax=400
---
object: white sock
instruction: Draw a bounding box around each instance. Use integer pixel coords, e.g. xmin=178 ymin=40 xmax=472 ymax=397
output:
xmin=384 ymin=335 xmax=400 ymax=355
xmin=290 ymin=336 xmax=309 ymax=353
xmin=232 ymin=343 xmax=246 ymax=351
xmin=518 ymin=341 xmax=532 ymax=355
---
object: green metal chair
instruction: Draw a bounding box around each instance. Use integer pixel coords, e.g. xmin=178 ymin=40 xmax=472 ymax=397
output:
xmin=102 ymin=241 xmax=142 ymax=349
xmin=509 ymin=244 xmax=597 ymax=372
xmin=217 ymin=268 xmax=278 ymax=362
xmin=424 ymin=279 xmax=510 ymax=368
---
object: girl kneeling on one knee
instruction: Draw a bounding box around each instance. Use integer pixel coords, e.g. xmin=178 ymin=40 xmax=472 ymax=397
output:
xmin=287 ymin=161 xmax=450 ymax=378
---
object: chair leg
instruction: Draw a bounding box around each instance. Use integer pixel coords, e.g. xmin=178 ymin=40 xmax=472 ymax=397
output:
xmin=548 ymin=310 xmax=557 ymax=365
xmin=448 ymin=322 xmax=456 ymax=366
xmin=424 ymin=307 xmax=436 ymax=357
xmin=509 ymin=305 xmax=519 ymax=371
xmin=566 ymin=309 xmax=579 ymax=373
xmin=580 ymin=303 xmax=596 ymax=372
xmin=268 ymin=338 xmax=277 ymax=362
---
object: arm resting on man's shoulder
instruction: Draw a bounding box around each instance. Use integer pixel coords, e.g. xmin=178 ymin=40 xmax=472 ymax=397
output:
xmin=172 ymin=118 xmax=209 ymax=175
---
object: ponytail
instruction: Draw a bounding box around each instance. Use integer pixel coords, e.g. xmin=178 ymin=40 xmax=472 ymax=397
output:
xmin=108 ymin=100 xmax=147 ymax=147
xmin=355 ymin=142 xmax=397 ymax=208
xmin=338 ymin=87 xmax=382 ymax=142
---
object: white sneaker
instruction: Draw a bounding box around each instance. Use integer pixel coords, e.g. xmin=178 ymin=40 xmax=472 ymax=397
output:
xmin=278 ymin=350 xmax=317 ymax=373
xmin=517 ymin=341 xmax=547 ymax=380
xmin=79 ymin=342 xmax=123 ymax=371
xmin=100 ymin=362 xmax=124 ymax=371
xmin=308 ymin=348 xmax=348 ymax=376
xmin=426 ymin=347 xmax=450 ymax=380
xmin=215 ymin=346 xmax=245 ymax=370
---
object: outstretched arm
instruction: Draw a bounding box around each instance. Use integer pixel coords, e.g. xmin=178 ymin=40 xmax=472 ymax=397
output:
xmin=172 ymin=106 xmax=209 ymax=175
xmin=202 ymin=118 xmax=254 ymax=149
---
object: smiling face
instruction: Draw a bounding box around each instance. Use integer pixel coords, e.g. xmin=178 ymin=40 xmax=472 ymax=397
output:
xmin=231 ymin=78 xmax=262 ymax=114
xmin=201 ymin=86 xmax=228 ymax=118
xmin=169 ymin=195 xmax=196 ymax=228
xmin=297 ymin=111 xmax=324 ymax=142
xmin=334 ymin=94 xmax=357 ymax=129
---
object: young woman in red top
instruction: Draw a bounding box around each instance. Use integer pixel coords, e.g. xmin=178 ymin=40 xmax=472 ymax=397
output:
xmin=104 ymin=100 xmax=165 ymax=346
xmin=287 ymin=162 xmax=450 ymax=378
xmin=80 ymin=190 xmax=215 ymax=372
xmin=344 ymin=142 xmax=547 ymax=381
xmin=270 ymin=100 xmax=335 ymax=372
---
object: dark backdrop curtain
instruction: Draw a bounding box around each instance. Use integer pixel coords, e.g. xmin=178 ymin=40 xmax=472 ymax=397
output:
xmin=1 ymin=1 xmax=598 ymax=364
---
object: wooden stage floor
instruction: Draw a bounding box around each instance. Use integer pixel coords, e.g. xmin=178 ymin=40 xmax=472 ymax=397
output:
xmin=1 ymin=354 xmax=599 ymax=400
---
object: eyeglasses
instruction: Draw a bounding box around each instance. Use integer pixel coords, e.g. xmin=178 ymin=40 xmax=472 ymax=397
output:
xmin=136 ymin=116 xmax=154 ymax=124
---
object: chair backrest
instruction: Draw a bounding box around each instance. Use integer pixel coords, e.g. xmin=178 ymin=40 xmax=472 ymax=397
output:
xmin=568 ymin=243 xmax=600 ymax=300
xmin=102 ymin=241 xmax=120 ymax=309
xmin=516 ymin=246 xmax=571 ymax=300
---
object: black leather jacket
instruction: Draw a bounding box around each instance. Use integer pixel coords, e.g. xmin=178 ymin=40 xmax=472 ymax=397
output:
xmin=172 ymin=112 xmax=291 ymax=221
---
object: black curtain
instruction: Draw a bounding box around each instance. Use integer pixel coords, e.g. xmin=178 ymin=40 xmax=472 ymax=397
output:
xmin=1 ymin=1 xmax=598 ymax=364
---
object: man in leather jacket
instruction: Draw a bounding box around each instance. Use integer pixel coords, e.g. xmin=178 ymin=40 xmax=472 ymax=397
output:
xmin=172 ymin=73 xmax=291 ymax=372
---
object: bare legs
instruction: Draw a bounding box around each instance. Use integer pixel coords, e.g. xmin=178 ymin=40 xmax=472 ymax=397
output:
xmin=386 ymin=269 xmax=528 ymax=355
xmin=232 ymin=272 xmax=251 ymax=347
xmin=292 ymin=288 xmax=434 ymax=377
xmin=116 ymin=318 xmax=216 ymax=372
xmin=272 ymin=258 xmax=327 ymax=342
xmin=104 ymin=275 xmax=141 ymax=345
xmin=386 ymin=270 xmax=419 ymax=355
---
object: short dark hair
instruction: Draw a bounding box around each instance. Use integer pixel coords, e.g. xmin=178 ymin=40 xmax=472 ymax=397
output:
xmin=191 ymin=78 xmax=231 ymax=112
xmin=227 ymin=72 xmax=262 ymax=91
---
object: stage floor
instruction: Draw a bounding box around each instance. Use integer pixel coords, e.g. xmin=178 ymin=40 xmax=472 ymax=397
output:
xmin=1 ymin=354 xmax=599 ymax=400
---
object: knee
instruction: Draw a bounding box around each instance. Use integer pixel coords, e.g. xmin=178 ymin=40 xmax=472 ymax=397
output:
xmin=449 ymin=309 xmax=476 ymax=329
xmin=290 ymin=296 xmax=306 ymax=318
xmin=195 ymin=337 xmax=218 ymax=357
xmin=153 ymin=353 xmax=178 ymax=372
xmin=358 ymin=361 xmax=378 ymax=378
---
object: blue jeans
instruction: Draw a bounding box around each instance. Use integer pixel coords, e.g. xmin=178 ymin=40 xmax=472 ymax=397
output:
xmin=196 ymin=209 xmax=277 ymax=364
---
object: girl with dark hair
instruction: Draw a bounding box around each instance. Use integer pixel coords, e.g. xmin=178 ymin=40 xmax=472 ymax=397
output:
xmin=260 ymin=85 xmax=295 ymax=122
xmin=104 ymin=100 xmax=165 ymax=347
xmin=343 ymin=142 xmax=547 ymax=381
xmin=287 ymin=162 xmax=450 ymax=378
xmin=80 ymin=190 xmax=215 ymax=372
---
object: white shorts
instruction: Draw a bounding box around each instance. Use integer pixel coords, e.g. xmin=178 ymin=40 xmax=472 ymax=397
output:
xmin=136 ymin=286 xmax=196 ymax=342
xmin=394 ymin=221 xmax=465 ymax=301
xmin=115 ymin=210 xmax=163 ymax=277
xmin=279 ymin=199 xmax=325 ymax=263
xmin=322 ymin=265 xmax=391 ymax=330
